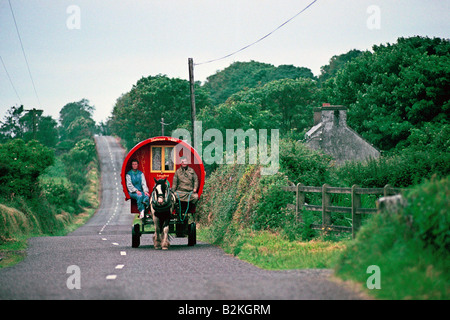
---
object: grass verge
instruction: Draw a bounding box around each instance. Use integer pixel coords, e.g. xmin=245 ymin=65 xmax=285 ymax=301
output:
xmin=0 ymin=162 xmax=100 ymax=269
xmin=197 ymin=225 xmax=349 ymax=269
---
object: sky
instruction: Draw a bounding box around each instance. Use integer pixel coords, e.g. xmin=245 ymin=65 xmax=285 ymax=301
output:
xmin=0 ymin=0 xmax=449 ymax=124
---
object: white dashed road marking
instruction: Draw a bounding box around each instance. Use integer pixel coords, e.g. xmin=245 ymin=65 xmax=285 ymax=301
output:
xmin=102 ymin=137 xmax=127 ymax=282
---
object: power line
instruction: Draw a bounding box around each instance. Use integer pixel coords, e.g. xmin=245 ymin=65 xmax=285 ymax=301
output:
xmin=194 ymin=0 xmax=319 ymax=66
xmin=0 ymin=55 xmax=22 ymax=105
xmin=8 ymin=0 xmax=41 ymax=108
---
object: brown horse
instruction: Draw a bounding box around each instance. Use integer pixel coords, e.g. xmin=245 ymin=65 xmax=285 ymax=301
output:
xmin=150 ymin=178 xmax=175 ymax=250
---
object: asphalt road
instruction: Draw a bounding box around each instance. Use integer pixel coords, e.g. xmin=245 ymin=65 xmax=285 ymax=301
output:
xmin=0 ymin=135 xmax=365 ymax=300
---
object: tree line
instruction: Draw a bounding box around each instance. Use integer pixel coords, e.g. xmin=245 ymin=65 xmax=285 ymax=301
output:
xmin=0 ymin=98 xmax=102 ymax=243
xmin=0 ymin=98 xmax=100 ymax=151
xmin=2 ymin=35 xmax=447 ymax=196
xmin=108 ymin=36 xmax=448 ymax=177
xmin=0 ymin=99 xmax=98 ymax=206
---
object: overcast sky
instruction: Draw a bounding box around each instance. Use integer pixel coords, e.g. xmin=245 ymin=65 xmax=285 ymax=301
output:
xmin=0 ymin=0 xmax=449 ymax=123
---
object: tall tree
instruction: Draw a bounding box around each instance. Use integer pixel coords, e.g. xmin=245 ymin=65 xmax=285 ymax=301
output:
xmin=199 ymin=78 xmax=318 ymax=139
xmin=110 ymin=75 xmax=210 ymax=149
xmin=0 ymin=105 xmax=24 ymax=139
xmin=318 ymin=49 xmax=363 ymax=83
xmin=203 ymin=61 xmax=316 ymax=105
xmin=59 ymin=99 xmax=96 ymax=143
xmin=0 ymin=105 xmax=58 ymax=148
xmin=322 ymin=36 xmax=450 ymax=150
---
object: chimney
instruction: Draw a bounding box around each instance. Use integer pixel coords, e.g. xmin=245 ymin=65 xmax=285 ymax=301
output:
xmin=321 ymin=105 xmax=347 ymax=127
xmin=314 ymin=103 xmax=331 ymax=125
xmin=313 ymin=108 xmax=322 ymax=125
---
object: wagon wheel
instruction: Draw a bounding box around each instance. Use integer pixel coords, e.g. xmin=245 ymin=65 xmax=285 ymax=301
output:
xmin=187 ymin=222 xmax=196 ymax=246
xmin=132 ymin=223 xmax=141 ymax=248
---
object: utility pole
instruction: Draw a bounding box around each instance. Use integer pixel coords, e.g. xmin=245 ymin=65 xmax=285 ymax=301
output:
xmin=161 ymin=117 xmax=165 ymax=136
xmin=24 ymin=107 xmax=43 ymax=140
xmin=188 ymin=58 xmax=196 ymax=147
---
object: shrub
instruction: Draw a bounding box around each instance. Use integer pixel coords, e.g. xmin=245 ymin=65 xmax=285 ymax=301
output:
xmin=0 ymin=139 xmax=54 ymax=198
xmin=404 ymin=176 xmax=449 ymax=254
xmin=197 ymin=164 xmax=245 ymax=244
xmin=62 ymin=139 xmax=97 ymax=193
xmin=41 ymin=180 xmax=77 ymax=214
xmin=279 ymin=139 xmax=332 ymax=186
xmin=335 ymin=176 xmax=450 ymax=299
xmin=335 ymin=150 xmax=450 ymax=188
xmin=253 ymin=173 xmax=294 ymax=230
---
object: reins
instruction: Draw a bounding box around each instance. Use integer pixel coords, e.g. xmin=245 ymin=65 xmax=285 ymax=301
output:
xmin=175 ymin=191 xmax=192 ymax=222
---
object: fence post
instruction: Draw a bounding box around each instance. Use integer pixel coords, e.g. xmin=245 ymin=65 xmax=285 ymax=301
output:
xmin=322 ymin=184 xmax=331 ymax=228
xmin=296 ymin=183 xmax=304 ymax=222
xmin=352 ymin=184 xmax=361 ymax=239
xmin=384 ymin=184 xmax=393 ymax=197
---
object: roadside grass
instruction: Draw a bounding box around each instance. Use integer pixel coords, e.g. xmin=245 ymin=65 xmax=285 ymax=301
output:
xmin=0 ymin=235 xmax=29 ymax=268
xmin=0 ymin=161 xmax=99 ymax=269
xmin=197 ymin=226 xmax=350 ymax=270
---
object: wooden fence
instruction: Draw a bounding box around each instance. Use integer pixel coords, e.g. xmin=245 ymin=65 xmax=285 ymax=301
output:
xmin=283 ymin=183 xmax=404 ymax=238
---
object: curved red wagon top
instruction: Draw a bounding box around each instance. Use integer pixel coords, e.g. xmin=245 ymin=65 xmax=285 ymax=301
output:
xmin=121 ymin=136 xmax=205 ymax=210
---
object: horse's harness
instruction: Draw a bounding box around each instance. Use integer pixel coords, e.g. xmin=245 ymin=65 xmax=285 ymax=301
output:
xmin=151 ymin=180 xmax=194 ymax=218
xmin=151 ymin=181 xmax=173 ymax=213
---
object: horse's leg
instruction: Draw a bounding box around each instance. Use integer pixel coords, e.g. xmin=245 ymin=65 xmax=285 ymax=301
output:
xmin=151 ymin=209 xmax=161 ymax=250
xmin=162 ymin=202 xmax=174 ymax=250
xmin=161 ymin=217 xmax=170 ymax=250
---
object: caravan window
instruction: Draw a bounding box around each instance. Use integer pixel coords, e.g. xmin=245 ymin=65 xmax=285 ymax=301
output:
xmin=151 ymin=146 xmax=175 ymax=173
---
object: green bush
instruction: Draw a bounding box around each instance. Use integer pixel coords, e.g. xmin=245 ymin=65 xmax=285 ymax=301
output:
xmin=396 ymin=121 xmax=449 ymax=153
xmin=253 ymin=174 xmax=294 ymax=230
xmin=197 ymin=164 xmax=245 ymax=244
xmin=41 ymin=180 xmax=77 ymax=214
xmin=404 ymin=176 xmax=449 ymax=254
xmin=199 ymin=140 xmax=338 ymax=244
xmin=69 ymin=139 xmax=96 ymax=165
xmin=335 ymin=123 xmax=449 ymax=188
xmin=0 ymin=139 xmax=54 ymax=198
xmin=336 ymin=150 xmax=450 ymax=188
xmin=62 ymin=139 xmax=97 ymax=193
xmin=279 ymin=139 xmax=332 ymax=186
xmin=335 ymin=177 xmax=449 ymax=299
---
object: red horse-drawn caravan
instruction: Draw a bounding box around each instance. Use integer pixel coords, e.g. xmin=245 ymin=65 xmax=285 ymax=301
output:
xmin=120 ymin=136 xmax=205 ymax=247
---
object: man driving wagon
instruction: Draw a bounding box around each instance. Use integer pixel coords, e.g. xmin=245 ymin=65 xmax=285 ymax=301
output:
xmin=172 ymin=156 xmax=199 ymax=206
